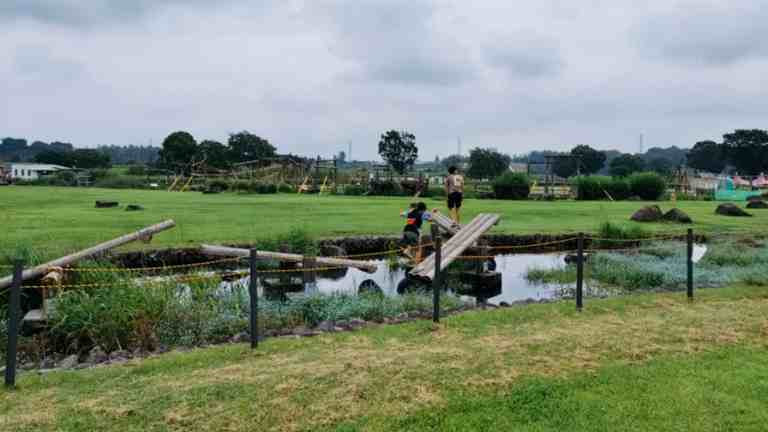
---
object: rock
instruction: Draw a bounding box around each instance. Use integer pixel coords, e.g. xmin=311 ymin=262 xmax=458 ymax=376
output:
xmin=293 ymin=326 xmax=321 ymax=337
xmin=87 ymin=346 xmax=108 ymax=364
xmin=95 ymin=200 xmax=119 ymax=208
xmin=499 ymin=301 xmax=511 ymax=307
xmin=39 ymin=358 xmax=56 ymax=369
xmin=321 ymin=244 xmax=347 ymax=257
xmin=57 ymin=354 xmax=79 ymax=369
xmin=125 ymin=204 xmax=144 ymax=211
xmin=564 ymin=254 xmax=590 ymax=264
xmin=748 ymin=195 xmax=764 ymax=202
xmin=661 ymin=208 xmax=693 ymax=224
xmin=715 ymin=203 xmax=752 ymax=217
xmin=359 ymin=279 xmax=383 ymax=296
xmin=108 ymin=350 xmax=131 ymax=362
xmin=335 ymin=320 xmax=350 ymax=330
xmin=630 ymin=205 xmax=663 ymax=222
xmin=348 ymin=318 xmax=366 ymax=329
xmin=229 ymin=332 xmax=250 ymax=343
xmin=746 ymin=200 xmax=768 ymax=209
xmin=315 ymin=320 xmax=336 ymax=332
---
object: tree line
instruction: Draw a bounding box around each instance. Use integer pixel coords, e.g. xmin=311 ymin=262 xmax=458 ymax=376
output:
xmin=687 ymin=129 xmax=768 ymax=175
xmin=158 ymin=130 xmax=277 ymax=174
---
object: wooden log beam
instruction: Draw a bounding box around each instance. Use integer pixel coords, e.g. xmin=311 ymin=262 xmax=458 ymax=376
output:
xmin=0 ymin=220 xmax=176 ymax=290
xmin=200 ymin=244 xmax=377 ymax=273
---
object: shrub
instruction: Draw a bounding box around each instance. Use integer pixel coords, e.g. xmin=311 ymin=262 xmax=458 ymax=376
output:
xmin=368 ymin=180 xmax=403 ymax=196
xmin=126 ymin=165 xmax=148 ymax=176
xmin=277 ymin=183 xmax=294 ymax=193
xmin=603 ymin=177 xmax=631 ymax=200
xmin=492 ymin=172 xmax=530 ymax=200
xmin=420 ymin=187 xmax=446 ymax=198
xmin=206 ymin=179 xmax=229 ymax=192
xmin=343 ymin=184 xmax=366 ymax=196
xmin=92 ymin=176 xmax=147 ymax=189
xmin=573 ymin=176 xmax=606 ymax=200
xmin=629 ymin=172 xmax=667 ymax=200
xmin=596 ymin=221 xmax=650 ymax=241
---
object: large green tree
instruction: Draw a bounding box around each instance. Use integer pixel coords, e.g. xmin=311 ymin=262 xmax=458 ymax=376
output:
xmin=378 ymin=130 xmax=418 ymax=174
xmin=159 ymin=131 xmax=198 ymax=172
xmin=34 ymin=150 xmax=74 ymax=166
xmin=467 ymin=147 xmax=511 ymax=179
xmin=197 ymin=140 xmax=230 ymax=170
xmin=441 ymin=154 xmax=468 ymax=170
xmin=227 ymin=131 xmax=276 ymax=163
xmin=552 ymin=145 xmax=606 ymax=178
xmin=686 ymin=140 xmax=726 ymax=173
xmin=722 ymin=129 xmax=768 ymax=175
xmin=609 ymin=154 xmax=645 ymax=177
xmin=72 ymin=149 xmax=111 ymax=168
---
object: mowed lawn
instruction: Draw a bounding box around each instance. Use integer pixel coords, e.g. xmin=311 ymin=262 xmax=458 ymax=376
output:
xmin=1 ymin=186 xmax=765 ymax=256
xmin=2 ymin=286 xmax=768 ymax=431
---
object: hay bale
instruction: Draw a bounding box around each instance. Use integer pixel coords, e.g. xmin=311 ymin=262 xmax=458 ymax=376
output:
xmin=715 ymin=203 xmax=752 ymax=217
xmin=95 ymin=201 xmax=119 ymax=208
xmin=662 ymin=208 xmax=693 ymax=224
xmin=125 ymin=204 xmax=144 ymax=211
xmin=746 ymin=200 xmax=768 ymax=209
xmin=630 ymin=205 xmax=663 ymax=222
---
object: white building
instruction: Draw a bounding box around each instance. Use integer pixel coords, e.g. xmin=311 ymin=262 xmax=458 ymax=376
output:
xmin=9 ymin=163 xmax=71 ymax=180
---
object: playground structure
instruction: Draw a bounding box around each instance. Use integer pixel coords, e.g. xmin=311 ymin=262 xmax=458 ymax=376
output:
xmin=526 ymin=154 xmax=580 ymax=199
xmin=368 ymin=163 xmax=428 ymax=196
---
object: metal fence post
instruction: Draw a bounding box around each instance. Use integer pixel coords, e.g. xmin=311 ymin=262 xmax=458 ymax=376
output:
xmin=249 ymin=249 xmax=258 ymax=349
xmin=687 ymin=228 xmax=694 ymax=300
xmin=431 ymin=224 xmax=442 ymax=323
xmin=576 ymin=233 xmax=584 ymax=311
xmin=5 ymin=260 xmax=24 ymax=388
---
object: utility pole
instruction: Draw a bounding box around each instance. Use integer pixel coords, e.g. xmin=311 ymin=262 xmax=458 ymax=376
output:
xmin=639 ymin=133 xmax=644 ymax=154
xmin=457 ymin=137 xmax=462 ymax=156
xmin=348 ymin=141 xmax=352 ymax=162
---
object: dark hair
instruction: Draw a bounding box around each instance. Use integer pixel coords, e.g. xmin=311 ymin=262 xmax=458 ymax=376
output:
xmin=416 ymin=202 xmax=427 ymax=212
xmin=448 ymin=166 xmax=457 ymax=174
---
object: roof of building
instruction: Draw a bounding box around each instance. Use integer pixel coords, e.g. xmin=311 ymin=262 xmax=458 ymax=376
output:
xmin=9 ymin=163 xmax=71 ymax=170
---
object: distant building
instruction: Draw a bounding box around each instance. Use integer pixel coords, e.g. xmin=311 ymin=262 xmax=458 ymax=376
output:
xmin=9 ymin=163 xmax=71 ymax=180
xmin=509 ymin=163 xmax=528 ymax=173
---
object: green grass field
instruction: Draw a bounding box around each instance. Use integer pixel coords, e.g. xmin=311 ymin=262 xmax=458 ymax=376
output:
xmin=3 ymin=285 xmax=768 ymax=431
xmin=1 ymin=186 xmax=764 ymax=257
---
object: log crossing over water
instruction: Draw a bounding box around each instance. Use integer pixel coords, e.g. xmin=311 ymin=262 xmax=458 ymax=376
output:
xmin=200 ymin=245 xmax=378 ymax=272
xmin=411 ymin=213 xmax=500 ymax=280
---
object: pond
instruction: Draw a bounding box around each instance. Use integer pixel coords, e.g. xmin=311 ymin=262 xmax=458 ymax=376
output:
xmin=227 ymin=253 xmax=615 ymax=306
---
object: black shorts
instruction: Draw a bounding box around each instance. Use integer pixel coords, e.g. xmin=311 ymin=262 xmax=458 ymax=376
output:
xmin=401 ymin=230 xmax=420 ymax=246
xmin=447 ymin=192 xmax=463 ymax=209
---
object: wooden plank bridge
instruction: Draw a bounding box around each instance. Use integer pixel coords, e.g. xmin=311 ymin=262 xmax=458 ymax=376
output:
xmin=410 ymin=213 xmax=500 ymax=280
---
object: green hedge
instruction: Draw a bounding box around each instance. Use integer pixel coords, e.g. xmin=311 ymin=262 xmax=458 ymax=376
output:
xmin=628 ymin=172 xmax=667 ymax=200
xmin=493 ymin=172 xmax=530 ymax=200
xmin=574 ymin=175 xmax=656 ymax=201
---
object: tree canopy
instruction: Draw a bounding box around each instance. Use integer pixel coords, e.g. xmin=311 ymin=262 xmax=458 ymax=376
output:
xmin=722 ymin=129 xmax=768 ymax=175
xmin=686 ymin=140 xmax=725 ymax=173
xmin=197 ymin=140 xmax=230 ymax=170
xmin=467 ymin=147 xmax=511 ymax=179
xmin=227 ymin=131 xmax=276 ymax=163
xmin=609 ymin=154 xmax=645 ymax=177
xmin=378 ymin=130 xmax=418 ymax=174
xmin=159 ymin=131 xmax=198 ymax=172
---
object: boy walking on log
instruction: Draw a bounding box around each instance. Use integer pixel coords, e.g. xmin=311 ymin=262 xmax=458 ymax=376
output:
xmin=400 ymin=202 xmax=432 ymax=262
xmin=445 ymin=166 xmax=465 ymax=225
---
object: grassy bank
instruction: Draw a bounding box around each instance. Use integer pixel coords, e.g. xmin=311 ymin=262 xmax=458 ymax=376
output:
xmin=2 ymin=285 xmax=768 ymax=431
xmin=2 ymin=186 xmax=766 ymax=258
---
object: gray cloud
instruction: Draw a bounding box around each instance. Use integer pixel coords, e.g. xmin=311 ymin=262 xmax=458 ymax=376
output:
xmin=318 ymin=0 xmax=474 ymax=85
xmin=485 ymin=35 xmax=564 ymax=79
xmin=633 ymin=4 xmax=768 ymax=66
xmin=0 ymin=0 xmax=229 ymax=26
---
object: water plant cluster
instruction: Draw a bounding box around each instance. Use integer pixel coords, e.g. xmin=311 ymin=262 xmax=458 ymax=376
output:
xmin=526 ymin=238 xmax=768 ymax=292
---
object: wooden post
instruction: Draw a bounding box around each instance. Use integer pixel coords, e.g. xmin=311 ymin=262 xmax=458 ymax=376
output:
xmin=303 ymin=256 xmax=317 ymax=289
xmin=5 ymin=260 xmax=24 ymax=388
xmin=687 ymin=228 xmax=694 ymax=300
xmin=576 ymin=233 xmax=584 ymax=311
xmin=431 ymin=224 xmax=442 ymax=323
xmin=249 ymin=249 xmax=258 ymax=349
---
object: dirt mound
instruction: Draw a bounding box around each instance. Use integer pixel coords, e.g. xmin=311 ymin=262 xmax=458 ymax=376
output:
xmin=746 ymin=200 xmax=768 ymax=209
xmin=630 ymin=205 xmax=663 ymax=222
xmin=715 ymin=203 xmax=752 ymax=217
xmin=662 ymin=208 xmax=693 ymax=224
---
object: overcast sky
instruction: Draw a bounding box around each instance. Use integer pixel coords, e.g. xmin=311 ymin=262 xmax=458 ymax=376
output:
xmin=1 ymin=0 xmax=767 ymax=160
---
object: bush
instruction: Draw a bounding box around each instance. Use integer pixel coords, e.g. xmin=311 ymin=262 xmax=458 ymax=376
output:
xmin=277 ymin=183 xmax=294 ymax=193
xmin=573 ymin=176 xmax=633 ymax=200
xmin=343 ymin=184 xmax=367 ymax=196
xmin=126 ymin=165 xmax=148 ymax=176
xmin=492 ymin=172 xmax=530 ymax=200
xmin=206 ymin=179 xmax=229 ymax=192
xmin=420 ymin=187 xmax=446 ymax=198
xmin=603 ymin=177 xmax=631 ymax=200
xmin=92 ymin=176 xmax=147 ymax=189
xmin=368 ymin=180 xmax=403 ymax=196
xmin=629 ymin=172 xmax=667 ymax=201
